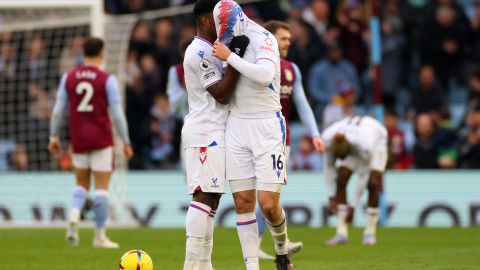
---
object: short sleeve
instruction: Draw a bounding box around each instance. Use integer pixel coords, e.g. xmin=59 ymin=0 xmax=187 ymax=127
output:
xmin=197 ymin=55 xmax=223 ymax=90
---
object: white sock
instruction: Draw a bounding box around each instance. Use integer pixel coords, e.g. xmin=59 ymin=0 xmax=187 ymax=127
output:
xmin=184 ymin=201 xmax=211 ymax=270
xmin=95 ymin=227 xmax=106 ymax=240
xmin=364 ymin=208 xmax=380 ymax=235
xmin=236 ymin=212 xmax=259 ymax=270
xmin=337 ymin=204 xmax=349 ymax=238
xmin=70 ymin=186 xmax=87 ymax=223
xmin=266 ymin=209 xmax=288 ymax=255
xmin=198 ymin=210 xmax=215 ymax=270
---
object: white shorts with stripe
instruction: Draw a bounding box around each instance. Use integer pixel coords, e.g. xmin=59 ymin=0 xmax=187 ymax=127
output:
xmin=226 ymin=112 xmax=287 ymax=184
xmin=184 ymin=142 xmax=226 ymax=195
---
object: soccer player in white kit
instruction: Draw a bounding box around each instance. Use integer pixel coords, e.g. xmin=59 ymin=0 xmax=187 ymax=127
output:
xmin=182 ymin=1 xmax=250 ymax=269
xmin=322 ymin=116 xmax=388 ymax=245
xmin=212 ymin=1 xmax=293 ymax=269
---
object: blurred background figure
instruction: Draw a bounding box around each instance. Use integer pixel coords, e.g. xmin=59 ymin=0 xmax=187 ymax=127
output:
xmin=291 ymin=135 xmax=323 ymax=171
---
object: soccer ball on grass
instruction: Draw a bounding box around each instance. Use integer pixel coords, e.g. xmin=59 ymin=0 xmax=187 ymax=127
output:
xmin=119 ymin=250 xmax=153 ymax=270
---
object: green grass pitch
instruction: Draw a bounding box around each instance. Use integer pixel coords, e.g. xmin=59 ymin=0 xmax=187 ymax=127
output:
xmin=0 ymin=227 xmax=478 ymax=269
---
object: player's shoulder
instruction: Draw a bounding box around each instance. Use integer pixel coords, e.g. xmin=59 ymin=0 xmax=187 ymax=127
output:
xmin=184 ymin=38 xmax=213 ymax=66
xmin=248 ymin=22 xmax=278 ymax=47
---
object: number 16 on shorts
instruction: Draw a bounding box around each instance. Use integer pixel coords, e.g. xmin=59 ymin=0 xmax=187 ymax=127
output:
xmin=271 ymin=153 xmax=286 ymax=183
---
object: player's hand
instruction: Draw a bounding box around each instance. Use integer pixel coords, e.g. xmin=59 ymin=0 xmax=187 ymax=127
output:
xmin=312 ymin=136 xmax=325 ymax=153
xmin=212 ymin=40 xmax=232 ymax=61
xmin=229 ymin=35 xmax=250 ymax=57
xmin=124 ymin=144 xmax=134 ymax=160
xmin=47 ymin=137 xmax=62 ymax=154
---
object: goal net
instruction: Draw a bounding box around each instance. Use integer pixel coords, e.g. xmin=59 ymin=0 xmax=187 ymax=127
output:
xmin=0 ymin=0 xmax=135 ymax=225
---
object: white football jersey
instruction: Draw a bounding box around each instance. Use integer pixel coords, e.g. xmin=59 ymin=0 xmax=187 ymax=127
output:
xmin=229 ymin=20 xmax=282 ymax=117
xmin=322 ymin=116 xmax=388 ymax=160
xmin=182 ymin=37 xmax=228 ymax=147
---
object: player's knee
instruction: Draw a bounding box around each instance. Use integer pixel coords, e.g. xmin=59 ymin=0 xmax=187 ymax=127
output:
xmin=259 ymin=200 xmax=281 ymax=221
xmin=233 ymin=193 xmax=255 ymax=214
xmin=193 ymin=191 xmax=221 ymax=209
xmin=368 ymin=171 xmax=382 ymax=192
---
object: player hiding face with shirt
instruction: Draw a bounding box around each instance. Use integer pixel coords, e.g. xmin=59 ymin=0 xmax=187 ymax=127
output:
xmin=212 ymin=1 xmax=296 ymax=269
xmin=181 ymin=0 xmax=250 ymax=269
xmin=48 ymin=37 xmax=133 ymax=249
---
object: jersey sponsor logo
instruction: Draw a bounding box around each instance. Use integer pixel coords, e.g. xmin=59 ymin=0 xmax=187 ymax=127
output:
xmin=259 ymin=45 xmax=276 ymax=53
xmin=280 ymin=85 xmax=293 ymax=95
xmin=264 ymin=37 xmax=273 ymax=47
xmin=199 ymin=147 xmax=208 ymax=164
xmin=200 ymin=59 xmax=211 ymax=71
xmin=197 ymin=50 xmax=205 ymax=59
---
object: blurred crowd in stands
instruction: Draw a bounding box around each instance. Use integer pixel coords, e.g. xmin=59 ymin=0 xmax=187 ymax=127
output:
xmin=2 ymin=0 xmax=480 ymax=171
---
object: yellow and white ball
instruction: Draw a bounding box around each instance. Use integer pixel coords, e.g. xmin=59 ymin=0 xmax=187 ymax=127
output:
xmin=119 ymin=250 xmax=153 ymax=270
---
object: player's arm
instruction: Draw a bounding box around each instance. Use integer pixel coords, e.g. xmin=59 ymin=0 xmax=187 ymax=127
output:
xmin=213 ymin=39 xmax=275 ymax=86
xmin=206 ymin=35 xmax=250 ymax=104
xmin=106 ymin=75 xmax=133 ymax=160
xmin=291 ymin=63 xmax=324 ymax=152
xmin=48 ymin=74 xmax=68 ymax=154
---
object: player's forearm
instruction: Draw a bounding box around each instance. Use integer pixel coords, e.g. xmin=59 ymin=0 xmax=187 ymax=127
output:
xmin=207 ymin=65 xmax=240 ymax=104
xmin=293 ymin=86 xmax=320 ymax=137
xmin=226 ymin=53 xmax=275 ymax=85
xmin=49 ymin=99 xmax=66 ymax=137
xmin=110 ymin=104 xmax=131 ymax=145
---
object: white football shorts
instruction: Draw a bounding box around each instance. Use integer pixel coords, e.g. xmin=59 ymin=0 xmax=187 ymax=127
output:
xmin=185 ymin=143 xmax=226 ymax=195
xmin=72 ymin=146 xmax=113 ymax=172
xmin=226 ymin=112 xmax=287 ymax=185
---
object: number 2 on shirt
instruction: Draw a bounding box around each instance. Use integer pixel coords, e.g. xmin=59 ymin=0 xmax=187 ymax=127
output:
xmin=76 ymin=81 xmax=94 ymax=112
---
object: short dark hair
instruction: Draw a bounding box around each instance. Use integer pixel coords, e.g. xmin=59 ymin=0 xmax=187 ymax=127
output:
xmin=82 ymin=37 xmax=104 ymax=57
xmin=264 ymin=20 xmax=291 ymax=35
xmin=193 ymin=0 xmax=218 ymax=19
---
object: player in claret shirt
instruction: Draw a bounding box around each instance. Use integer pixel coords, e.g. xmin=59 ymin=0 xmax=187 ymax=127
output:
xmin=48 ymin=37 xmax=132 ymax=249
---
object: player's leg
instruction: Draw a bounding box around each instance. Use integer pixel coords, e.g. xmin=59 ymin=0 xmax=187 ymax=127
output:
xmin=68 ymin=153 xmax=92 ymax=246
xmin=256 ymin=207 xmax=275 ymax=260
xmin=363 ymin=170 xmax=382 ymax=245
xmin=363 ymin=144 xmax=387 ymax=245
xmin=183 ymin=145 xmax=225 ymax=270
xmin=230 ymin=180 xmax=260 ymax=270
xmin=226 ymin=116 xmax=260 ymax=270
xmin=326 ymin=165 xmax=353 ymax=245
xmin=90 ymin=147 xmax=117 ymax=248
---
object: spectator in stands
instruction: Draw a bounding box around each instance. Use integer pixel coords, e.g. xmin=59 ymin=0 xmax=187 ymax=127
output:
xmin=381 ymin=13 xmax=406 ymax=106
xmin=418 ymin=4 xmax=471 ymax=90
xmin=465 ymin=69 xmax=480 ymax=117
xmin=288 ymin=19 xmax=325 ymax=86
xmin=469 ymin=1 xmax=480 ymax=70
xmin=457 ymin=105 xmax=480 ymax=168
xmin=385 ymin=109 xmax=412 ymax=169
xmin=130 ymin=21 xmax=154 ymax=57
xmin=408 ymin=65 xmax=447 ymax=121
xmin=302 ymin=0 xmax=332 ymax=38
xmin=308 ymin=42 xmax=359 ymax=118
xmin=126 ymin=50 xmax=151 ymax=169
xmin=322 ymin=81 xmax=356 ymax=129
xmin=23 ymin=36 xmax=47 ymax=83
xmin=154 ymin=18 xmax=177 ymax=83
xmin=336 ymin=0 xmax=369 ymax=74
xmin=0 ymin=42 xmax=16 ymax=80
xmin=10 ymin=145 xmax=28 ymax=171
xmin=140 ymin=53 xmax=164 ymax=97
xmin=149 ymin=94 xmax=177 ymax=168
xmin=413 ymin=113 xmax=457 ymax=169
xmin=291 ymin=135 xmax=322 ymax=171
xmin=28 ymin=84 xmax=53 ymax=121
xmin=59 ymin=36 xmax=84 ymax=74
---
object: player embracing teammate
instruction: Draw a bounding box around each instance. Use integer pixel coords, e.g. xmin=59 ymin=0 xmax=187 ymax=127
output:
xmin=210 ymin=0 xmax=299 ymax=269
